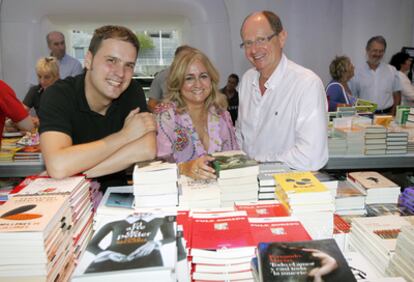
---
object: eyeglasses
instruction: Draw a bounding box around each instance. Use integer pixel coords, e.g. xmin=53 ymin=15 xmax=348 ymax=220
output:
xmin=240 ymin=32 xmax=278 ymax=49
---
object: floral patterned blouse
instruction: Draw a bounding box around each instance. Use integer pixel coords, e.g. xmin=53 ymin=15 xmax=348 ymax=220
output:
xmin=155 ymin=102 xmax=239 ymax=163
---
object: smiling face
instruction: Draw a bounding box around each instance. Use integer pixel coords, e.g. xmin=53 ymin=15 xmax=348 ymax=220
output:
xmin=366 ymin=41 xmax=385 ymax=67
xmin=180 ymin=59 xmax=212 ymax=108
xmin=84 ymin=38 xmax=137 ymax=108
xmin=241 ymin=13 xmax=286 ymax=78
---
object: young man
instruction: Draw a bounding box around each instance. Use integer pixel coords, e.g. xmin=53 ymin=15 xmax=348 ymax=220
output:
xmin=220 ymin=73 xmax=239 ymax=125
xmin=349 ymin=36 xmax=402 ymax=115
xmin=236 ymin=11 xmax=328 ymax=171
xmin=46 ymin=31 xmax=83 ymax=79
xmin=39 ymin=25 xmax=157 ymax=189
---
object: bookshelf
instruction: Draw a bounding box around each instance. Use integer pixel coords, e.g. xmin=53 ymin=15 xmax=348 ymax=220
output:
xmin=324 ymin=153 xmax=414 ymax=170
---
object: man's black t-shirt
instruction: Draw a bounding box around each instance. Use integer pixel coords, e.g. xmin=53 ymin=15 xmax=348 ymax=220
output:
xmin=39 ymin=74 xmax=148 ymax=189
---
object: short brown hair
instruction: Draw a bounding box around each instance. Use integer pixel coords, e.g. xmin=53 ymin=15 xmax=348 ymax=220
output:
xmin=88 ymin=25 xmax=140 ymax=57
xmin=329 ymin=56 xmax=351 ymax=81
xmin=240 ymin=11 xmax=283 ymax=37
xmin=165 ymin=48 xmax=227 ymax=113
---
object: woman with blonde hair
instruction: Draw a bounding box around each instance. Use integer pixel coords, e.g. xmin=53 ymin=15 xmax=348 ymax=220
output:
xmin=326 ymin=56 xmax=356 ymax=111
xmin=155 ymin=48 xmax=238 ymax=179
xmin=23 ymin=56 xmax=60 ymax=116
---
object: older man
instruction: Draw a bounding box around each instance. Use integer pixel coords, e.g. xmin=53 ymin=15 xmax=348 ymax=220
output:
xmin=236 ymin=11 xmax=328 ymax=171
xmin=46 ymin=31 xmax=83 ymax=79
xmin=349 ymin=36 xmax=401 ymax=115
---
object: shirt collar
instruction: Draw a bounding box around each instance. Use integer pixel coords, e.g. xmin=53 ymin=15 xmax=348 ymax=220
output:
xmin=251 ymin=53 xmax=287 ymax=90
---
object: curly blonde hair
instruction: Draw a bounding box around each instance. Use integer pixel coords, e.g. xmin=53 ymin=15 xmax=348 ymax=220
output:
xmin=164 ymin=48 xmax=227 ymax=114
xmin=329 ymin=56 xmax=351 ymax=81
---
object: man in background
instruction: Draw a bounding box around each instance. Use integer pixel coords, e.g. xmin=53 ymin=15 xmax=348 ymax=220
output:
xmin=220 ymin=73 xmax=239 ymax=125
xmin=349 ymin=36 xmax=401 ymax=115
xmin=46 ymin=31 xmax=83 ymax=79
xmin=39 ymin=25 xmax=156 ymax=190
xmin=236 ymin=11 xmax=328 ymax=171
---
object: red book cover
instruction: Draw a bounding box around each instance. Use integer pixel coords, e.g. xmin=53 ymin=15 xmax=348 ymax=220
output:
xmin=190 ymin=211 xmax=254 ymax=250
xmin=249 ymin=217 xmax=312 ymax=244
xmin=234 ymin=200 xmax=289 ymax=217
xmin=333 ymin=214 xmax=351 ymax=234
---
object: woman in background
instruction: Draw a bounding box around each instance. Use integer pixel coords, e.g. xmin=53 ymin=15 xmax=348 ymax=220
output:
xmin=155 ymin=48 xmax=238 ymax=180
xmin=390 ymin=52 xmax=414 ymax=107
xmin=23 ymin=57 xmax=60 ymax=124
xmin=326 ymin=56 xmax=356 ymax=111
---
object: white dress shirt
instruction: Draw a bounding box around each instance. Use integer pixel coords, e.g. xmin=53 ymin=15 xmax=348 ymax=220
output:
xmin=59 ymin=54 xmax=83 ymax=79
xmin=349 ymin=62 xmax=401 ymax=110
xmin=236 ymin=54 xmax=328 ymax=171
xmin=398 ymin=71 xmax=414 ymax=107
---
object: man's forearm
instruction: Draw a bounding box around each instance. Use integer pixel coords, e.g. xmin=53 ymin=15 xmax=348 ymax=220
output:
xmin=391 ymin=91 xmax=401 ymax=116
xmin=84 ymin=132 xmax=156 ymax=178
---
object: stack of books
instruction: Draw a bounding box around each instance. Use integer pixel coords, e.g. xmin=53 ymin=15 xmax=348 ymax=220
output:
xmin=328 ymin=134 xmax=347 ymax=155
xmin=94 ymin=186 xmax=135 ymax=229
xmin=13 ymin=145 xmax=42 ymax=162
xmin=399 ymin=187 xmax=414 ymax=214
xmin=254 ymin=239 xmax=356 ymax=282
xmin=178 ymin=177 xmax=220 ymax=208
xmin=395 ymin=105 xmax=410 ymax=125
xmin=274 ymin=171 xmax=335 ymax=239
xmin=405 ymin=107 xmax=414 ymax=124
xmin=73 ymin=210 xmax=179 ymax=281
xmin=333 ymin=214 xmax=351 ymax=252
xmin=347 ymin=171 xmax=400 ymax=204
xmin=10 ymin=175 xmax=94 ymax=265
xmin=234 ymin=200 xmax=289 ymax=218
xmin=212 ymin=151 xmax=259 ymax=207
xmin=335 ymin=180 xmax=366 ymax=215
xmin=0 ymin=194 xmax=74 ymax=281
xmin=387 ymin=224 xmax=414 ymax=281
xmin=257 ymin=162 xmax=291 ymax=200
xmin=361 ymin=125 xmax=387 ymax=155
xmin=348 ymin=215 xmax=412 ymax=277
xmin=333 ymin=127 xmax=364 ymax=155
xmin=386 ymin=131 xmax=408 ymax=154
xmin=133 ymin=160 xmax=178 ymax=208
xmin=187 ymin=210 xmax=255 ymax=281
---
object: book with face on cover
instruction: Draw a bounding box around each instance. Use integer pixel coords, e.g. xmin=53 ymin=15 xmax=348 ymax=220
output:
xmin=257 ymin=239 xmax=356 ymax=282
xmin=347 ymin=171 xmax=399 ymax=190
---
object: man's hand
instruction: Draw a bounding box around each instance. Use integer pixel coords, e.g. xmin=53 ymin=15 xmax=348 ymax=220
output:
xmin=122 ymin=108 xmax=157 ymax=142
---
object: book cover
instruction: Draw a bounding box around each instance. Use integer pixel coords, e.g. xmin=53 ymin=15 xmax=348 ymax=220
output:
xmin=347 ymin=171 xmax=399 ymax=190
xmin=11 ymin=176 xmax=85 ymax=196
xmin=75 ymin=211 xmax=177 ymax=276
xmin=212 ymin=151 xmax=259 ymax=178
xmin=190 ymin=211 xmax=254 ymax=250
xmin=257 ymin=239 xmax=356 ymax=282
xmin=0 ymin=194 xmax=70 ymax=236
xmin=274 ymin=172 xmax=329 ymax=194
xmin=234 ymin=200 xmax=289 ymax=217
xmin=249 ymin=217 xmax=311 ymax=244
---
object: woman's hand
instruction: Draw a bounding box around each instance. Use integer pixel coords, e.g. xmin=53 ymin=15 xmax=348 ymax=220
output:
xmin=179 ymin=155 xmax=216 ymax=180
xmin=127 ymin=241 xmax=158 ymax=261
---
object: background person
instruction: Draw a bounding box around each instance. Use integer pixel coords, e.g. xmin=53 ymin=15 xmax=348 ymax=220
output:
xmin=326 ymin=56 xmax=356 ymax=111
xmin=23 ymin=56 xmax=60 ymax=126
xmin=220 ymin=73 xmax=239 ymax=125
xmin=389 ymin=52 xmax=414 ymax=107
xmin=155 ymin=48 xmax=238 ymax=180
xmin=0 ymin=80 xmax=34 ymax=144
xmin=348 ymin=35 xmax=401 ymax=115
